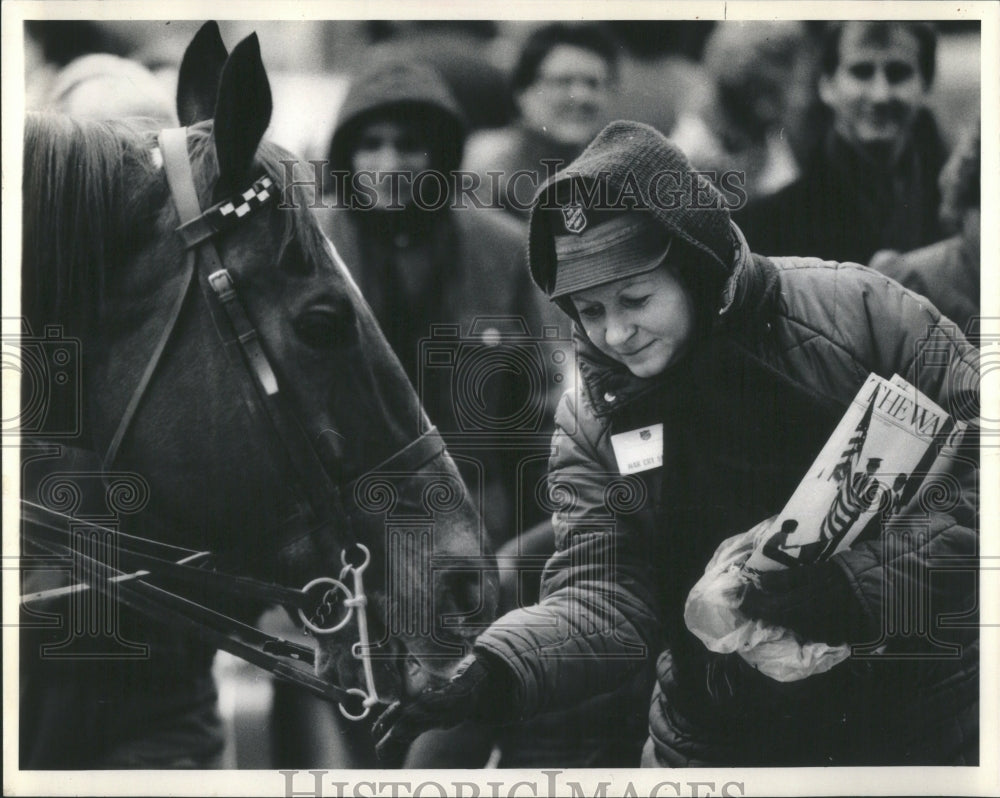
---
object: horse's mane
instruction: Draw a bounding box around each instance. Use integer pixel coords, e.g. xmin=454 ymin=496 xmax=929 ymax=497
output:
xmin=22 ymin=113 xmax=166 ymax=332
xmin=22 ymin=113 xmax=329 ymax=334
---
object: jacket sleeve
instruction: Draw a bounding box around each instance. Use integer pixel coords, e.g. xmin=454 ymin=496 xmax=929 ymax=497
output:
xmin=474 ymin=389 xmax=663 ymax=718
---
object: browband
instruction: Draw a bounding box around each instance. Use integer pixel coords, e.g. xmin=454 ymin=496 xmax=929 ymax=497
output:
xmin=175 ymin=175 xmax=275 ymax=249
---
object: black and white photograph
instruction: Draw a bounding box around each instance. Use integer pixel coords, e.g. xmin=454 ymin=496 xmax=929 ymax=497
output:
xmin=3 ymin=2 xmax=998 ymax=796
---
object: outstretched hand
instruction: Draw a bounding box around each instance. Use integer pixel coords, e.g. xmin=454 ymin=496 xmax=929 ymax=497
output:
xmin=372 ymin=652 xmax=514 ymax=766
xmin=741 ymin=558 xmax=874 ymax=646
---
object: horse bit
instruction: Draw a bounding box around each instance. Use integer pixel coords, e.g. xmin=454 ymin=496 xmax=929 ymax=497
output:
xmin=299 ymin=546 xmax=381 ymax=719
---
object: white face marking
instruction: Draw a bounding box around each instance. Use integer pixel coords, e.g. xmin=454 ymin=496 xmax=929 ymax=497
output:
xmin=149 ymin=147 xmax=164 ymax=170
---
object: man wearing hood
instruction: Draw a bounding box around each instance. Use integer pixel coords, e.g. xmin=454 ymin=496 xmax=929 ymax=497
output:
xmin=319 ymin=59 xmax=564 ymax=549
xmin=373 ymin=121 xmax=979 ymax=767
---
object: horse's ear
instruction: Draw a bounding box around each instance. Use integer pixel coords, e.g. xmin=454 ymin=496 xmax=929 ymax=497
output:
xmin=212 ymin=32 xmax=272 ymax=199
xmin=176 ymin=21 xmax=228 ymax=126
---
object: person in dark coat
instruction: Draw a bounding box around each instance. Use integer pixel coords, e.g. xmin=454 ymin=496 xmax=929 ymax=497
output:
xmin=318 ymin=59 xmax=565 ymax=547
xmin=312 ymin=58 xmax=572 ymax=768
xmin=734 ymin=21 xmax=948 ymax=264
xmin=871 ymin=118 xmax=980 ymax=343
xmin=462 ymin=23 xmax=621 ymax=218
xmin=373 ymin=120 xmax=980 ymax=767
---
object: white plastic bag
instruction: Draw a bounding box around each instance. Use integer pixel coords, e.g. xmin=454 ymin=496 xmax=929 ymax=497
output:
xmin=683 ymin=519 xmax=851 ymax=682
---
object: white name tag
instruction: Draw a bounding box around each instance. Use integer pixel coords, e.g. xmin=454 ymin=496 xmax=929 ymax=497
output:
xmin=610 ymin=424 xmax=664 ymax=475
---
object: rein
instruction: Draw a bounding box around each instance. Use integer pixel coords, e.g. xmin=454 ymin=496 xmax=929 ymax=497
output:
xmin=20 ymin=126 xmax=448 ymax=721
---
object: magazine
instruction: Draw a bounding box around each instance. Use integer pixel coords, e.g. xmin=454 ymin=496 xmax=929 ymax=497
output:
xmin=684 ymin=372 xmax=958 ymax=681
xmin=744 ymin=372 xmax=955 ymax=576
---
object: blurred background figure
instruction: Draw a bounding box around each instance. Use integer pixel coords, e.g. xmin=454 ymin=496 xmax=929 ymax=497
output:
xmin=25 ymin=20 xmax=136 ymax=108
xmin=312 ymin=56 xmax=562 ymax=768
xmin=735 ymin=21 xmax=948 ymax=264
xmin=871 ymin=118 xmax=981 ymax=344
xmin=19 ymin=17 xmax=984 ymax=770
xmin=363 ymin=21 xmax=516 ymax=132
xmin=317 ymin=56 xmax=560 ymax=553
xmin=463 ymin=22 xmax=621 ymax=217
xmin=669 ymin=21 xmax=808 ymax=199
xmin=45 ymin=52 xmax=176 ymax=124
xmin=598 ymin=21 xmax=712 ymax=140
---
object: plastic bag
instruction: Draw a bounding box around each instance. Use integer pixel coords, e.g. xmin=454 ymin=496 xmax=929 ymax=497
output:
xmin=683 ymin=518 xmax=851 ymax=682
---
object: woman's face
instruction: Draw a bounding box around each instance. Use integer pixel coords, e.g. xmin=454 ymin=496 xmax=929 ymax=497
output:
xmin=570 ymin=264 xmax=696 ymax=378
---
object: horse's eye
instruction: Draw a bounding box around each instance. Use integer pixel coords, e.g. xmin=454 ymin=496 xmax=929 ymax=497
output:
xmin=293 ymin=303 xmax=356 ymax=350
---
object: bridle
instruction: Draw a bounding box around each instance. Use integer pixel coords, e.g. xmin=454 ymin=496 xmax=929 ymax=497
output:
xmin=20 ymin=126 xmax=447 ymax=721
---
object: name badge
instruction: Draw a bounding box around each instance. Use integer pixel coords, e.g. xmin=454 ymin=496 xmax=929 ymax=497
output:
xmin=610 ymin=424 xmax=663 ymax=475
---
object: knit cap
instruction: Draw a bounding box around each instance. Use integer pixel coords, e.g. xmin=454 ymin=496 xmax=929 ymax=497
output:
xmin=529 ymin=120 xmax=735 ymax=303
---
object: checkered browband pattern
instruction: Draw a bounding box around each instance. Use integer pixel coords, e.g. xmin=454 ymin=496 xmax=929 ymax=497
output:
xmin=211 ymin=176 xmax=275 ymax=225
xmin=175 ymin=176 xmax=276 ymax=249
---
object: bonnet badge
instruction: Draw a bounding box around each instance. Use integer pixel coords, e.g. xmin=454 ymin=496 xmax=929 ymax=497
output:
xmin=561 ymin=203 xmax=587 ymax=234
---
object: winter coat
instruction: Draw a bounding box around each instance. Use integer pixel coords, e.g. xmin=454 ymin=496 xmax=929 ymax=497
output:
xmin=474 ymin=120 xmax=979 ymax=766
xmin=476 ymin=228 xmax=980 ymax=765
xmin=318 ymin=60 xmax=568 ymax=544
xmin=872 ymin=233 xmax=980 ymax=345
xmin=462 ymin=123 xmax=585 ymax=218
xmin=734 ymin=113 xmax=948 ymax=265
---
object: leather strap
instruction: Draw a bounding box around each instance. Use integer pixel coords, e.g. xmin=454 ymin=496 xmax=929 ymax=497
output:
xmin=207 ymin=269 xmax=278 ymax=395
xmin=103 ymin=127 xmax=202 ymax=469
xmin=345 ymin=426 xmax=448 ymax=495
xmin=157 ymin=127 xmax=349 ymax=545
xmin=102 ymin=265 xmax=195 ymax=469
xmin=24 ymin=527 xmax=368 ymax=709
xmin=22 ymin=500 xmax=312 ymax=610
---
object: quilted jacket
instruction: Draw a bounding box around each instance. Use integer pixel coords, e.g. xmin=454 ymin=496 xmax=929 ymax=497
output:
xmin=475 ymin=223 xmax=980 ymax=765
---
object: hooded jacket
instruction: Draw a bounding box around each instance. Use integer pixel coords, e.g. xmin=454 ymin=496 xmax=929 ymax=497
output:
xmin=326 ymin=59 xmax=466 ymax=182
xmin=317 ymin=61 xmax=566 ymax=547
xmin=873 ymin=233 xmax=980 ymax=345
xmin=473 ymin=121 xmax=979 ymax=766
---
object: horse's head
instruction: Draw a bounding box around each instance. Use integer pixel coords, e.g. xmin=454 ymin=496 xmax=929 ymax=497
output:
xmin=21 ymin=22 xmax=498 ymax=709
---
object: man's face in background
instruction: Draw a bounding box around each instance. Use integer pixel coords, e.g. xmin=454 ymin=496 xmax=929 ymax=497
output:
xmin=517 ymin=44 xmax=613 ymax=148
xmin=819 ymin=22 xmax=929 ymax=157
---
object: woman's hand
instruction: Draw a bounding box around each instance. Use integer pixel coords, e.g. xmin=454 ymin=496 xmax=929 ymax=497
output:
xmin=372 ymin=651 xmax=516 ymax=765
xmin=741 ymin=558 xmax=875 ymax=646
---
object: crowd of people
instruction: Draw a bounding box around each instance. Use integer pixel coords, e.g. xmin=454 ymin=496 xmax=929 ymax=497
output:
xmin=23 ymin=18 xmax=983 ymax=771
